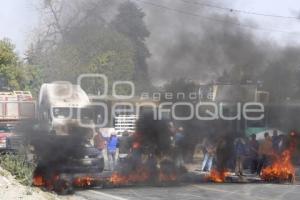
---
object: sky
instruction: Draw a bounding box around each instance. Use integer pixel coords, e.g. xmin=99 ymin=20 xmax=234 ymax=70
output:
xmin=0 ymin=0 xmax=299 ymax=56
xmin=231 ymin=0 xmax=300 ymax=45
xmin=0 ymin=0 xmax=39 ymax=56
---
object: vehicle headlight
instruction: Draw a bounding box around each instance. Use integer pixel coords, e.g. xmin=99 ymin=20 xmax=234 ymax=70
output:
xmin=82 ymin=159 xmax=92 ymax=165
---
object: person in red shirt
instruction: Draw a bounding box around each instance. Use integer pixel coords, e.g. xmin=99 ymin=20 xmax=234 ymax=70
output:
xmin=93 ymin=131 xmax=106 ymax=152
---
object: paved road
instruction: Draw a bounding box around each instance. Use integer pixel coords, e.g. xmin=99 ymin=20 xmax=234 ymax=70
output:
xmin=70 ymin=183 xmax=300 ymax=200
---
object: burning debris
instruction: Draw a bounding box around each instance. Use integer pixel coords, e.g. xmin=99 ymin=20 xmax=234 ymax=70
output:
xmin=110 ymin=167 xmax=150 ymax=185
xmin=28 ymin=115 xmax=184 ymax=194
xmin=106 ymin=114 xmax=183 ymax=187
xmin=16 ymin=120 xmax=103 ymax=194
xmin=73 ymin=176 xmax=95 ymax=188
xmin=108 ymin=161 xmax=178 ymax=187
xmin=32 ymin=175 xmax=45 ymax=187
xmin=20 ymin=114 xmax=299 ymax=196
xmin=261 ymin=150 xmax=295 ymax=183
xmin=158 ymin=172 xmax=177 ymax=183
xmin=207 ymin=169 xmax=230 ymax=183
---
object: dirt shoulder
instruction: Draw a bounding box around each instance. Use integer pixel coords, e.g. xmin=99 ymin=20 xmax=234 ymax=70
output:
xmin=0 ymin=167 xmax=84 ymax=200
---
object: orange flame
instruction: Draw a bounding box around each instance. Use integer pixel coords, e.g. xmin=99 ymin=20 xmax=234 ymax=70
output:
xmin=73 ymin=176 xmax=95 ymax=187
xmin=33 ymin=175 xmax=45 ymax=187
xmin=33 ymin=173 xmax=59 ymax=191
xmin=110 ymin=168 xmax=150 ymax=185
xmin=159 ymin=172 xmax=177 ymax=182
xmin=261 ymin=150 xmax=295 ymax=182
xmin=110 ymin=173 xmax=130 ymax=185
xmin=208 ymin=169 xmax=230 ymax=183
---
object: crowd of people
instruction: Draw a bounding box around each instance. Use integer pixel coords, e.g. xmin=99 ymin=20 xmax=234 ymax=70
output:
xmin=92 ymin=124 xmax=294 ymax=176
xmin=92 ymin=122 xmax=188 ymax=171
xmin=200 ymin=130 xmax=290 ymax=176
xmin=93 ymin=130 xmax=133 ymax=170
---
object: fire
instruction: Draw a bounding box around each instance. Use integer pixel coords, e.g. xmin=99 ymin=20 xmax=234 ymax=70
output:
xmin=110 ymin=173 xmax=129 ymax=185
xmin=159 ymin=172 xmax=177 ymax=182
xmin=110 ymin=168 xmax=150 ymax=185
xmin=261 ymin=150 xmax=295 ymax=182
xmin=32 ymin=173 xmax=60 ymax=191
xmin=208 ymin=169 xmax=230 ymax=183
xmin=73 ymin=176 xmax=95 ymax=187
xmin=132 ymin=142 xmax=141 ymax=149
xmin=33 ymin=175 xmax=45 ymax=187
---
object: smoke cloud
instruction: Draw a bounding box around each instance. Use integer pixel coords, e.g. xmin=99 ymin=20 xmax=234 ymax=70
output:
xmin=136 ymin=0 xmax=300 ymax=83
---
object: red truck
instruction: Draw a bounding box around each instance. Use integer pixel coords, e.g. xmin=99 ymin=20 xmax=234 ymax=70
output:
xmin=0 ymin=91 xmax=36 ymax=153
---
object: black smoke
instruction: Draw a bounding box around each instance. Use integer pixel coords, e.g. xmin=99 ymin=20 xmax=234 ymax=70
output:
xmin=16 ymin=120 xmax=92 ymax=165
xmin=139 ymin=0 xmax=300 ymax=84
xmin=136 ymin=112 xmax=172 ymax=156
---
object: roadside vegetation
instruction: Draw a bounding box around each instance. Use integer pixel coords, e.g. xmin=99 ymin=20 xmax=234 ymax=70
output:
xmin=0 ymin=153 xmax=35 ymax=186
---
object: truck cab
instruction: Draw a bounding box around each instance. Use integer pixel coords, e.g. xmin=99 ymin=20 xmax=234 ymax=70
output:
xmin=0 ymin=124 xmax=12 ymax=151
xmin=38 ymin=83 xmax=92 ymax=135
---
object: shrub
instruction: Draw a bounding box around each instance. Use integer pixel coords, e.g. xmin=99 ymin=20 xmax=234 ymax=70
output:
xmin=0 ymin=153 xmax=35 ymax=186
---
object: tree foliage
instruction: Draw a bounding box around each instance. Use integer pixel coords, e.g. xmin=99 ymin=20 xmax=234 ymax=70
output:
xmin=0 ymin=38 xmax=41 ymax=94
xmin=112 ymin=1 xmax=151 ymax=91
xmin=0 ymin=38 xmax=21 ymax=90
xmin=28 ymin=0 xmax=151 ymax=95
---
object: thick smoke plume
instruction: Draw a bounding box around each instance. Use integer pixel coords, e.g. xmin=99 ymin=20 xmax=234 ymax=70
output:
xmin=141 ymin=0 xmax=300 ymax=83
xmin=136 ymin=113 xmax=172 ymax=155
xmin=32 ymin=0 xmax=300 ymax=90
xmin=16 ymin=120 xmax=92 ymax=164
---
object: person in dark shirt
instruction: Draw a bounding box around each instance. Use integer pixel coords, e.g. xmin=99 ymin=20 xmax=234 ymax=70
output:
xmin=216 ymin=134 xmax=234 ymax=173
xmin=118 ymin=131 xmax=132 ymax=160
xmin=234 ymin=137 xmax=247 ymax=176
xmin=272 ymin=130 xmax=280 ymax=154
xmin=174 ymin=127 xmax=185 ymax=167
xmin=249 ymin=134 xmax=259 ymax=174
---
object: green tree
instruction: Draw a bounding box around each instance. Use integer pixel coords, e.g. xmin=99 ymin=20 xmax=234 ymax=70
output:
xmin=0 ymin=38 xmax=42 ymax=94
xmin=111 ymin=1 xmax=151 ymax=92
xmin=0 ymin=38 xmax=22 ymax=90
xmin=29 ymin=0 xmax=135 ymax=96
xmin=20 ymin=64 xmax=43 ymax=96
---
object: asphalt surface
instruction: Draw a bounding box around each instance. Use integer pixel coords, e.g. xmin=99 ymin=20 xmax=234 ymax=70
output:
xmin=71 ymin=183 xmax=300 ymax=200
xmin=70 ymin=152 xmax=300 ymax=200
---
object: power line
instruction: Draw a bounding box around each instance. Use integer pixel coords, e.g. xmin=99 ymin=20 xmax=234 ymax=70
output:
xmin=132 ymin=0 xmax=300 ymax=35
xmin=180 ymin=0 xmax=300 ymax=21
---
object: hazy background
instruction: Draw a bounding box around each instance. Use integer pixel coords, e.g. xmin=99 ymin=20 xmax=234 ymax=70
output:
xmin=1 ymin=0 xmax=300 ymax=84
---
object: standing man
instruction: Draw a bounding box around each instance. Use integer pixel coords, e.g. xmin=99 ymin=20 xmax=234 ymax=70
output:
xmin=201 ymin=138 xmax=215 ymax=172
xmin=107 ymin=133 xmax=118 ymax=170
xmin=117 ymin=131 xmax=132 ymax=162
xmin=93 ymin=130 xmax=106 ymax=153
xmin=234 ymin=136 xmax=247 ymax=176
xmin=257 ymin=132 xmax=273 ymax=175
xmin=174 ymin=127 xmax=185 ymax=167
xmin=248 ymin=134 xmax=259 ymax=174
xmin=132 ymin=132 xmax=142 ymax=168
xmin=272 ymin=130 xmax=280 ymax=154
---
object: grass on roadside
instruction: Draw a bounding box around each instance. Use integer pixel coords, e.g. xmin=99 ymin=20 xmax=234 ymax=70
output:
xmin=0 ymin=153 xmax=36 ymax=186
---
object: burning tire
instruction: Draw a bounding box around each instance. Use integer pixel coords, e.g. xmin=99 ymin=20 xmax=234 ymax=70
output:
xmin=53 ymin=179 xmax=74 ymax=195
xmin=32 ymin=145 xmax=104 ymax=194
